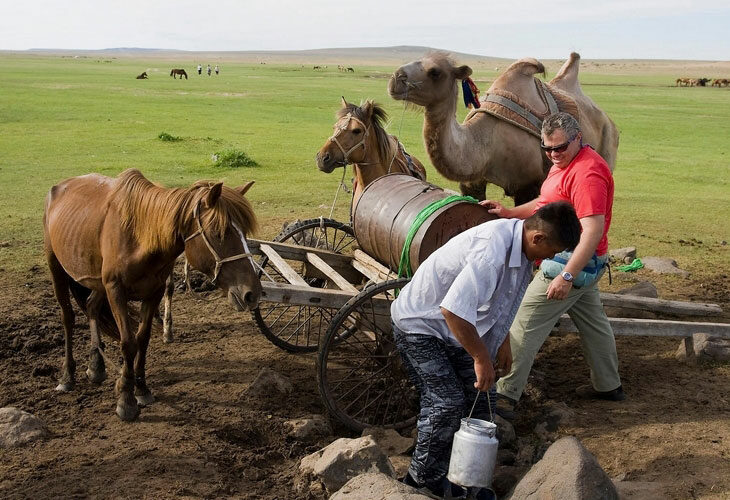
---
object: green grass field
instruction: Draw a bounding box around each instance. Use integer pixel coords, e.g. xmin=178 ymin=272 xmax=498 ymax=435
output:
xmin=0 ymin=54 xmax=728 ymax=275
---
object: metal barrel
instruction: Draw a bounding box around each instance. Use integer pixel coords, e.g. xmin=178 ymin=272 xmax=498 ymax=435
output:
xmin=352 ymin=174 xmax=497 ymax=274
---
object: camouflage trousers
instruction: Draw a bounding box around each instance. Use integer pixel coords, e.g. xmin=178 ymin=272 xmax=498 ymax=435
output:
xmin=393 ymin=323 xmax=496 ymax=490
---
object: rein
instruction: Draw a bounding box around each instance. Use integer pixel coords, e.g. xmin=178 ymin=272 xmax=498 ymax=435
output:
xmin=183 ymin=199 xmax=254 ymax=285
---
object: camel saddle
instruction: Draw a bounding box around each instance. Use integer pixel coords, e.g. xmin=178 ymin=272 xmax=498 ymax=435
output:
xmin=466 ymin=78 xmax=579 ymax=139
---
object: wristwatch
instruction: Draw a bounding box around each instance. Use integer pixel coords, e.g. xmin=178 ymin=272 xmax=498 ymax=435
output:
xmin=560 ymin=271 xmax=574 ymax=282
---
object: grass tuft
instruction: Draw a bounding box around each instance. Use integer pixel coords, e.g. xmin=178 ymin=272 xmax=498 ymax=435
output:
xmin=213 ymin=149 xmax=259 ymax=168
xmin=158 ymin=131 xmax=182 ymax=142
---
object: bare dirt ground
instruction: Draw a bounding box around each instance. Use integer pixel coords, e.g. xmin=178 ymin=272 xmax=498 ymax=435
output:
xmin=1 ymin=262 xmax=729 ymax=499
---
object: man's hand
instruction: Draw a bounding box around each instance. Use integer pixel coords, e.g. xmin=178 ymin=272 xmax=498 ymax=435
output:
xmin=473 ymin=357 xmax=496 ymax=392
xmin=479 ymin=199 xmax=509 ymax=218
xmin=546 ymin=275 xmax=573 ymax=300
xmin=495 ymin=335 xmax=512 ymax=377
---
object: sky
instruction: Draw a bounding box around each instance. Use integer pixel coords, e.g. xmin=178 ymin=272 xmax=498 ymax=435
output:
xmin=2 ymin=0 xmax=729 ymax=60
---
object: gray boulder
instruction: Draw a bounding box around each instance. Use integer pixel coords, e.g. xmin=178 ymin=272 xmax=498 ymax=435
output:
xmin=298 ymin=435 xmax=395 ymax=494
xmin=243 ymin=367 xmax=292 ymax=397
xmin=494 ymin=414 xmax=516 ymax=449
xmin=641 ymin=257 xmax=690 ymax=277
xmin=0 ymin=407 xmax=48 ymax=448
xmin=676 ymin=333 xmax=730 ymax=363
xmin=616 ymin=281 xmax=658 ymax=298
xmin=510 ymin=436 xmax=618 ymax=500
xmin=330 ymin=472 xmax=433 ymax=500
xmin=362 ymin=427 xmax=414 ymax=455
xmin=609 ymin=247 xmax=636 ymax=264
xmin=284 ymin=414 xmax=332 ymax=440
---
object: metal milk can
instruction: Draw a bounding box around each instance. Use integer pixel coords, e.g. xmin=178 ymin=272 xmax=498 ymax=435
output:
xmin=447 ymin=417 xmax=499 ymax=488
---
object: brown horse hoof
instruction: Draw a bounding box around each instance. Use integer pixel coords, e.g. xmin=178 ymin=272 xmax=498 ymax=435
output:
xmin=135 ymin=390 xmax=155 ymax=406
xmin=86 ymin=367 xmax=106 ymax=385
xmin=162 ymin=333 xmax=174 ymax=344
xmin=55 ymin=382 xmax=74 ymax=392
xmin=116 ymin=400 xmax=140 ymax=421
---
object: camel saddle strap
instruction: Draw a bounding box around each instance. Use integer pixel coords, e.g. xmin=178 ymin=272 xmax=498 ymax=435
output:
xmin=398 ymin=141 xmax=425 ymax=181
xmin=467 ymin=78 xmax=574 ymax=138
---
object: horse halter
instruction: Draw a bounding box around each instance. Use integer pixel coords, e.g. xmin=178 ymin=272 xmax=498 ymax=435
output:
xmin=328 ymin=113 xmax=371 ymax=166
xmin=184 ymin=199 xmax=254 ymax=285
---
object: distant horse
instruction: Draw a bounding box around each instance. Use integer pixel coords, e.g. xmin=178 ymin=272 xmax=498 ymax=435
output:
xmin=313 ymin=65 xmax=322 ymax=70
xmin=315 ymin=97 xmax=427 ymax=217
xmin=676 ymin=78 xmax=691 ymax=87
xmin=170 ymin=68 xmax=188 ymax=79
xmin=346 ymin=67 xmax=354 ymax=73
xmin=136 ymin=71 xmax=148 ymax=79
xmin=44 ymin=169 xmax=260 ymax=421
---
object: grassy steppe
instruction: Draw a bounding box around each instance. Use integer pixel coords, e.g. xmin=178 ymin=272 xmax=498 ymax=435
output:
xmin=0 ymin=54 xmax=728 ymax=276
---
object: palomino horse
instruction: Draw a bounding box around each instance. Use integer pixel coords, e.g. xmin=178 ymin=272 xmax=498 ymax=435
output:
xmin=315 ymin=98 xmax=427 ymax=216
xmin=170 ymin=68 xmax=188 ymax=79
xmin=44 ymin=169 xmax=260 ymax=421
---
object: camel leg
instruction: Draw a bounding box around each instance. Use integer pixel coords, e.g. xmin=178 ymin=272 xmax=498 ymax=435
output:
xmin=85 ymin=290 xmax=107 ymax=385
xmin=105 ymin=281 xmax=140 ymax=422
xmin=459 ymin=180 xmax=487 ymax=201
xmin=134 ymin=289 xmax=165 ymax=407
xmin=512 ymin=182 xmax=542 ymax=207
xmin=162 ymin=272 xmax=174 ymax=343
xmin=48 ymin=254 xmax=76 ymax=393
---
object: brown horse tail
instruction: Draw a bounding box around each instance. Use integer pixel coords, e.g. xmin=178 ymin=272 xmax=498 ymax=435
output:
xmin=68 ymin=281 xmax=121 ymax=340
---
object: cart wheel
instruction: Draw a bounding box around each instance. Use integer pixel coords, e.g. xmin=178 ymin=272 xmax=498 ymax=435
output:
xmin=317 ymin=278 xmax=418 ymax=431
xmin=253 ymin=218 xmax=357 ymax=352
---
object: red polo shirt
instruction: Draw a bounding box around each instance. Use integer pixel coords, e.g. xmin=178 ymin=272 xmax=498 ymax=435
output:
xmin=533 ymin=146 xmax=613 ymax=256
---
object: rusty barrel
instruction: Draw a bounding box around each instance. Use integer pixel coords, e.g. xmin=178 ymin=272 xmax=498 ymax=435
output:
xmin=353 ymin=174 xmax=497 ymax=274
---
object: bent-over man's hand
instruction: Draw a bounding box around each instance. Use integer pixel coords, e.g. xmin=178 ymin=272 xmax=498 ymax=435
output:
xmin=473 ymin=357 xmax=495 ymax=392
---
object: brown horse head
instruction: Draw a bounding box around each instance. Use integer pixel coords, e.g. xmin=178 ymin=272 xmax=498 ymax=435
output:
xmin=180 ymin=180 xmax=261 ymax=311
xmin=315 ymin=97 xmax=391 ymax=172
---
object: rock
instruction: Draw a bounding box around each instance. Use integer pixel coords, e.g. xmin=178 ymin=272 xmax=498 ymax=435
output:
xmin=284 ymin=415 xmax=332 ymax=440
xmin=299 ymin=435 xmax=395 ymax=494
xmin=329 ymin=472 xmax=433 ymax=499
xmin=361 ymin=427 xmax=414 ymax=455
xmin=493 ymin=415 xmax=516 ymax=449
xmin=0 ymin=407 xmax=48 ymax=448
xmin=388 ymin=454 xmax=411 ymax=479
xmin=243 ymin=367 xmax=292 ymax=397
xmin=613 ymin=480 xmax=668 ymax=499
xmin=515 ymin=438 xmax=536 ymax=466
xmin=544 ymin=401 xmax=577 ymax=428
xmin=616 ymin=281 xmax=658 ymax=298
xmin=676 ymin=333 xmax=730 ymax=363
xmin=608 ymin=247 xmax=636 ymax=264
xmin=533 ymin=421 xmax=554 ymax=441
xmin=511 ymin=436 xmax=618 ymax=499
xmin=641 ymin=257 xmax=690 ymax=277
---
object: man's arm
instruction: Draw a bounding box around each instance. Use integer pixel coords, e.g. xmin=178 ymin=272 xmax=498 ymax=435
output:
xmin=440 ymin=307 xmax=494 ymax=391
xmin=546 ymin=214 xmax=604 ymax=300
xmin=479 ymin=198 xmax=538 ymax=220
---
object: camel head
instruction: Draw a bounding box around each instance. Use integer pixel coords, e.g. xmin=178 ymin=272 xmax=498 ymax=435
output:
xmin=389 ymin=52 xmax=472 ymax=107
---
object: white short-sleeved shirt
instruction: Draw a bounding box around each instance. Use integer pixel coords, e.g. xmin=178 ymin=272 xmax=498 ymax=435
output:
xmin=391 ymin=218 xmax=532 ymax=360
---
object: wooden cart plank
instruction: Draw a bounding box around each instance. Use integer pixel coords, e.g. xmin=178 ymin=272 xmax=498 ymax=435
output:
xmin=600 ymin=293 xmax=722 ymax=316
xmin=306 ymin=252 xmax=359 ymax=293
xmin=259 ymin=244 xmax=309 ymax=287
xmin=557 ymin=316 xmax=730 ymax=338
xmin=249 ymin=238 xmax=352 ymax=266
xmin=259 ymin=282 xmax=392 ymax=316
xmin=353 ymin=249 xmax=395 ymax=281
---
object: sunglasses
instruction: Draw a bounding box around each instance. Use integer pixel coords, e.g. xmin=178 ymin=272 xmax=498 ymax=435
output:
xmin=540 ymin=136 xmax=577 ymax=153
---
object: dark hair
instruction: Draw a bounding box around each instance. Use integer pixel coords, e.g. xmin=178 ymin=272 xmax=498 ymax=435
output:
xmin=524 ymin=201 xmax=581 ymax=250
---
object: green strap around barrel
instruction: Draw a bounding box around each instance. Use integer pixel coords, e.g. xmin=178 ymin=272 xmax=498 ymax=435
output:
xmin=397 ymin=195 xmax=479 ymax=278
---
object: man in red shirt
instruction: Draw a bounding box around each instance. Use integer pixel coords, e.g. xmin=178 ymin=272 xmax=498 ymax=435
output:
xmin=482 ymin=112 xmax=624 ymax=418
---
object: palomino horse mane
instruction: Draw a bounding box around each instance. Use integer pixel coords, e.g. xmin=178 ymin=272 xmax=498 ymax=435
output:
xmin=112 ymin=169 xmax=257 ymax=254
xmin=336 ymin=101 xmax=391 ymax=168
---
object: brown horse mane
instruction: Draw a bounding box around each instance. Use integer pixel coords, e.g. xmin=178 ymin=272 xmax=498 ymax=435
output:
xmin=336 ymin=100 xmax=392 ymax=166
xmin=111 ymin=169 xmax=257 ymax=254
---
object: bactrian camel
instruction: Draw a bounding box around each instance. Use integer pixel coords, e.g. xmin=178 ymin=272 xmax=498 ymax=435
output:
xmin=388 ymin=52 xmax=619 ymax=204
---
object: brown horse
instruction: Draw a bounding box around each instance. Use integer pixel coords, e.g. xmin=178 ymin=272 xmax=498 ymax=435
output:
xmin=136 ymin=71 xmax=148 ymax=79
xmin=315 ymin=98 xmax=427 ymax=216
xmin=170 ymin=68 xmax=188 ymax=79
xmin=44 ymin=169 xmax=260 ymax=421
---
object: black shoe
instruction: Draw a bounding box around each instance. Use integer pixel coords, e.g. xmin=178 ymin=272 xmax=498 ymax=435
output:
xmin=575 ymin=384 xmax=626 ymax=401
xmin=495 ymin=394 xmax=517 ymax=420
xmin=399 ymin=473 xmax=442 ymax=500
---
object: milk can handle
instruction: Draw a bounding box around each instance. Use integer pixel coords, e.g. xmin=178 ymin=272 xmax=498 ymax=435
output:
xmin=467 ymin=390 xmax=494 ymax=423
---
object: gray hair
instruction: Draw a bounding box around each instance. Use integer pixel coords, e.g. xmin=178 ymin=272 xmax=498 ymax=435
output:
xmin=542 ymin=112 xmax=581 ymax=140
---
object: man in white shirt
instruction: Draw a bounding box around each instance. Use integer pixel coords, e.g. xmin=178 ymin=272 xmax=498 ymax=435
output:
xmin=392 ymin=201 xmax=581 ymax=498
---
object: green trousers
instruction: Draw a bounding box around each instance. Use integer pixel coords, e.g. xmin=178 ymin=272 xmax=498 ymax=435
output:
xmin=496 ymin=272 xmax=621 ymax=401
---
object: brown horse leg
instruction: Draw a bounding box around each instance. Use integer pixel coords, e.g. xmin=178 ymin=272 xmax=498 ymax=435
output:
xmin=85 ymin=290 xmax=107 ymax=385
xmin=459 ymin=180 xmax=487 ymax=201
xmin=105 ymin=282 xmax=140 ymax=421
xmin=134 ymin=290 xmax=164 ymax=406
xmin=49 ymin=255 xmax=76 ymax=392
xmin=162 ymin=272 xmax=174 ymax=343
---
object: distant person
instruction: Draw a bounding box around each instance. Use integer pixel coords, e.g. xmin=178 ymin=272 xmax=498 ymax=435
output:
xmin=207 ymin=64 xmax=211 ymax=76
xmin=214 ymin=65 xmax=219 ymax=75
xmin=197 ymin=64 xmax=202 ymax=75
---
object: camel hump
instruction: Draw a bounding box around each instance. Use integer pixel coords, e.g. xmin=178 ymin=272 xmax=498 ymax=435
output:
xmin=550 ymin=52 xmax=583 ymax=95
xmin=505 ymin=58 xmax=546 ymax=77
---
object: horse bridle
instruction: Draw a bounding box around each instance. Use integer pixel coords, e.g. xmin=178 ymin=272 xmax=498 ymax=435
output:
xmin=328 ymin=113 xmax=372 ymax=166
xmin=184 ymin=199 xmax=255 ymax=285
